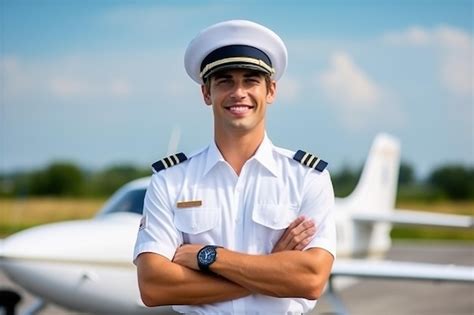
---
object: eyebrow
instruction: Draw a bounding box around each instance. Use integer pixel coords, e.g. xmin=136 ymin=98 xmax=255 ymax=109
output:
xmin=213 ymin=73 xmax=233 ymax=80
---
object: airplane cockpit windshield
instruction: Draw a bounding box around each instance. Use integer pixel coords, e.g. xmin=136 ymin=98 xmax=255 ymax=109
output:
xmin=97 ymin=188 xmax=147 ymax=216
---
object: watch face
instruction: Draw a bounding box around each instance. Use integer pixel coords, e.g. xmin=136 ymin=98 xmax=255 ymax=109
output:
xmin=198 ymin=246 xmax=217 ymax=265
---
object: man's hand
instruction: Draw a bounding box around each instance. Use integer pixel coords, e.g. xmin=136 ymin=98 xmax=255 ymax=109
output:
xmin=173 ymin=216 xmax=315 ymax=270
xmin=173 ymin=244 xmax=203 ymax=270
xmin=272 ymin=216 xmax=316 ymax=253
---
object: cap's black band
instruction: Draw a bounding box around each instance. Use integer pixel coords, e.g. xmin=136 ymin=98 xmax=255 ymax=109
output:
xmin=200 ymin=45 xmax=273 ymax=80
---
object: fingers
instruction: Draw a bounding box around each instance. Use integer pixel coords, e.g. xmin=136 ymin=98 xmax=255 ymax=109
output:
xmin=272 ymin=216 xmax=317 ymax=253
xmin=285 ymin=219 xmax=315 ymax=248
xmin=290 ymin=225 xmax=316 ymax=250
xmin=172 ymin=244 xmax=202 ymax=270
xmin=278 ymin=216 xmax=306 ymax=247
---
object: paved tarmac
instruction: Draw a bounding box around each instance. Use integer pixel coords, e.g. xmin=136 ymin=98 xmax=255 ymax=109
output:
xmin=1 ymin=242 xmax=473 ymax=315
xmin=314 ymin=242 xmax=474 ymax=315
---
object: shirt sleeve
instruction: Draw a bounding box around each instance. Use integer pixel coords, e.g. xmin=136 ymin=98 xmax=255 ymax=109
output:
xmin=299 ymin=169 xmax=336 ymax=258
xmin=133 ymin=173 xmax=183 ymax=264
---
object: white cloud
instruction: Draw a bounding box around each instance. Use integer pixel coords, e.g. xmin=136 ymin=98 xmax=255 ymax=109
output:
xmin=276 ymin=75 xmax=301 ymax=104
xmin=2 ymin=55 xmax=141 ymax=101
xmin=100 ymin=5 xmax=223 ymax=33
xmin=109 ymin=78 xmax=132 ymax=97
xmin=50 ymin=77 xmax=86 ymax=97
xmin=315 ymin=51 xmax=404 ymax=131
xmin=435 ymin=26 xmax=473 ymax=97
xmin=318 ymin=52 xmax=381 ymax=109
xmin=382 ymin=25 xmax=473 ymax=98
xmin=440 ymin=53 xmax=472 ymax=97
xmin=48 ymin=76 xmax=132 ymax=98
xmin=1 ymin=56 xmax=35 ymax=96
xmin=436 ymin=25 xmax=471 ymax=50
xmin=383 ymin=26 xmax=431 ymax=46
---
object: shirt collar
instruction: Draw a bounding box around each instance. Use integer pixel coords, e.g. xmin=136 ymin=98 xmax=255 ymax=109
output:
xmin=252 ymin=134 xmax=279 ymax=177
xmin=203 ymin=133 xmax=279 ymax=178
xmin=203 ymin=140 xmax=226 ymax=176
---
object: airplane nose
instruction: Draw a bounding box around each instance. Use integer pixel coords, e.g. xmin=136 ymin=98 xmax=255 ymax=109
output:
xmin=1 ymin=218 xmax=137 ymax=264
xmin=2 ymin=222 xmax=81 ymax=262
xmin=0 ymin=217 xmax=151 ymax=314
xmin=0 ymin=239 xmax=4 ymax=257
xmin=0 ymin=239 xmax=4 ymax=267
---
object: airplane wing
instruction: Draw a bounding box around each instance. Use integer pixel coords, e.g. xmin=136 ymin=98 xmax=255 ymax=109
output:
xmin=351 ymin=209 xmax=473 ymax=229
xmin=332 ymin=259 xmax=474 ymax=283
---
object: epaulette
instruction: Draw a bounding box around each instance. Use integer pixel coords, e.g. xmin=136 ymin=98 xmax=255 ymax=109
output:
xmin=293 ymin=150 xmax=328 ymax=172
xmin=152 ymin=152 xmax=188 ymax=173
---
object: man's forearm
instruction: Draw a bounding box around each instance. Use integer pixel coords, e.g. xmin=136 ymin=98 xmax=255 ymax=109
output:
xmin=137 ymin=253 xmax=250 ymax=306
xmin=210 ymin=248 xmax=333 ymax=300
xmin=171 ymin=218 xmax=331 ymax=300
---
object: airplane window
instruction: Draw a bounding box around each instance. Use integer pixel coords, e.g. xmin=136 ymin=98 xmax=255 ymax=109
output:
xmin=104 ymin=188 xmax=147 ymax=215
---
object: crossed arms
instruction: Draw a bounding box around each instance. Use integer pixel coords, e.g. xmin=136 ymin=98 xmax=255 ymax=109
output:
xmin=136 ymin=216 xmax=334 ymax=307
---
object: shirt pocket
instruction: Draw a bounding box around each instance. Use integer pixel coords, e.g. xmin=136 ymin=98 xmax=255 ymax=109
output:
xmin=252 ymin=204 xmax=299 ymax=230
xmin=173 ymin=207 xmax=219 ymax=234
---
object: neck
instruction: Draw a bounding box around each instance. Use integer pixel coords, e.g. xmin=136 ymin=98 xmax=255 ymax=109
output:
xmin=215 ymin=129 xmax=265 ymax=176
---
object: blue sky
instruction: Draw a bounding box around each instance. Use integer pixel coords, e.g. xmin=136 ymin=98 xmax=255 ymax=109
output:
xmin=1 ymin=0 xmax=473 ymax=178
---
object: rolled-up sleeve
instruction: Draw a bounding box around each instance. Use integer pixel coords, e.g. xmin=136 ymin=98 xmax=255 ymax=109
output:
xmin=133 ymin=174 xmax=182 ymax=263
xmin=300 ymin=169 xmax=336 ymax=258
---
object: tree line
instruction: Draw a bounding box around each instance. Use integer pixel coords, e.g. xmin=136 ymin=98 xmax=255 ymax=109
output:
xmin=1 ymin=161 xmax=473 ymax=201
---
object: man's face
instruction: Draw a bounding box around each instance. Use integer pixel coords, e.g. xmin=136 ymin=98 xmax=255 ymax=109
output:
xmin=201 ymin=69 xmax=276 ymax=136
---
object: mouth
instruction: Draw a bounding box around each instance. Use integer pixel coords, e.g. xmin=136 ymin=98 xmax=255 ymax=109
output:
xmin=225 ymin=104 xmax=255 ymax=115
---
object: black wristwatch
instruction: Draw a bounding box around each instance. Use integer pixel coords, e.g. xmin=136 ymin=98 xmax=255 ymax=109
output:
xmin=197 ymin=245 xmax=221 ymax=272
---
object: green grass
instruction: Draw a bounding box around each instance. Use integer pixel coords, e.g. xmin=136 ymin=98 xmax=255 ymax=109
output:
xmin=391 ymin=227 xmax=474 ymax=241
xmin=1 ymin=198 xmax=473 ymax=240
xmin=392 ymin=200 xmax=473 ymax=241
xmin=0 ymin=197 xmax=104 ymax=237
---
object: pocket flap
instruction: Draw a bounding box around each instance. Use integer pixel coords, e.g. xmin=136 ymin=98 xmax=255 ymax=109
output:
xmin=174 ymin=207 xmax=219 ymax=234
xmin=252 ymin=204 xmax=298 ymax=230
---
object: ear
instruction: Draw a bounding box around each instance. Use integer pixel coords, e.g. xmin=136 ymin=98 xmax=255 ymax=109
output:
xmin=201 ymin=84 xmax=212 ymax=105
xmin=266 ymin=80 xmax=276 ymax=104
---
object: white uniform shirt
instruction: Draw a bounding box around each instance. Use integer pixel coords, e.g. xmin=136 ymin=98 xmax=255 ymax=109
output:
xmin=134 ymin=135 xmax=336 ymax=314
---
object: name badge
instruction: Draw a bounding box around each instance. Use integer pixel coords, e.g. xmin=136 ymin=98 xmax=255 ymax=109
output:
xmin=176 ymin=200 xmax=202 ymax=208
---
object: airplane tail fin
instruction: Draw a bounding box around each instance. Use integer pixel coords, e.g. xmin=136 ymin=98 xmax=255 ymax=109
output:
xmin=337 ymin=133 xmax=401 ymax=257
xmin=336 ymin=133 xmax=473 ymax=257
xmin=344 ymin=133 xmax=401 ymax=214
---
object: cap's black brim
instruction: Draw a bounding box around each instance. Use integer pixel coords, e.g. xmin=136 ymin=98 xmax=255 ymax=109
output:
xmin=203 ymin=63 xmax=271 ymax=81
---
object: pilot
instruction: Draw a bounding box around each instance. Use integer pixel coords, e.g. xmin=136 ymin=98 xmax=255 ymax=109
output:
xmin=134 ymin=20 xmax=336 ymax=314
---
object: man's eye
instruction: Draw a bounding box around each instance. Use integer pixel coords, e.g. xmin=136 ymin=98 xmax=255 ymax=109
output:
xmin=216 ymin=79 xmax=230 ymax=85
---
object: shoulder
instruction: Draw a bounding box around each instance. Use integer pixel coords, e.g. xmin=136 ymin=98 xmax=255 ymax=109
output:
xmin=151 ymin=152 xmax=189 ymax=173
xmin=150 ymin=146 xmax=207 ymax=174
xmin=273 ymin=146 xmax=329 ymax=173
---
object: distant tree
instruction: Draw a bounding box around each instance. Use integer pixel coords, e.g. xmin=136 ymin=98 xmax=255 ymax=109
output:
xmin=29 ymin=162 xmax=84 ymax=196
xmin=88 ymin=164 xmax=150 ymax=196
xmin=427 ymin=164 xmax=474 ymax=200
xmin=398 ymin=161 xmax=415 ymax=185
xmin=332 ymin=164 xmax=361 ymax=197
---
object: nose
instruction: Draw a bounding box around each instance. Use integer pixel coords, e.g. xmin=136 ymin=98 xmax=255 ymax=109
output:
xmin=230 ymin=82 xmax=246 ymax=100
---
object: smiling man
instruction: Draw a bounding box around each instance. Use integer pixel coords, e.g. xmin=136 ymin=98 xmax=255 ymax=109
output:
xmin=133 ymin=20 xmax=336 ymax=314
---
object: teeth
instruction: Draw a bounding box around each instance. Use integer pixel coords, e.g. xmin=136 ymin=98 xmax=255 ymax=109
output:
xmin=228 ymin=106 xmax=251 ymax=114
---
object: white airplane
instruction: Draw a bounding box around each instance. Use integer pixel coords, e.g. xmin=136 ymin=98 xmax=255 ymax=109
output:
xmin=0 ymin=133 xmax=472 ymax=315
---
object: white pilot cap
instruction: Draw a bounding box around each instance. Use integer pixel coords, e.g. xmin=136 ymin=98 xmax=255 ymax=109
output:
xmin=184 ymin=20 xmax=288 ymax=84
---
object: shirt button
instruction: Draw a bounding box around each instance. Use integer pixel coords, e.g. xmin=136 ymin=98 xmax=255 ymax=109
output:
xmin=273 ymin=217 xmax=278 ymax=224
